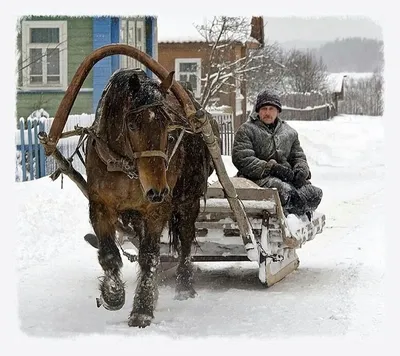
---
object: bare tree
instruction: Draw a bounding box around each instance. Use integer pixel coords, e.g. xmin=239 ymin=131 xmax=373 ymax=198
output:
xmin=194 ymin=16 xmax=274 ymax=108
xmin=18 ymin=41 xmax=66 ymax=73
xmin=245 ymin=41 xmax=287 ymax=105
xmin=283 ymin=49 xmax=328 ymax=93
xmin=339 ymin=70 xmax=384 ymax=116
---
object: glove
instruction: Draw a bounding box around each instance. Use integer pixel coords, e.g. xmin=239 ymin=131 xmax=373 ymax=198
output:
xmin=270 ymin=163 xmax=294 ymax=182
xmin=292 ymin=165 xmax=309 ymax=188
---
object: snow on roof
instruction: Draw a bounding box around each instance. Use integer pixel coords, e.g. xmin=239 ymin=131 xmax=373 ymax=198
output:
xmin=159 ymin=36 xmax=206 ymax=43
xmin=159 ymin=37 xmax=253 ymax=44
xmin=326 ymin=73 xmax=346 ymax=93
xmin=343 ymin=72 xmax=374 ymax=79
xmin=157 ymin=15 xmax=255 ymax=44
xmin=326 ymin=72 xmax=374 ymax=93
xmin=157 ymin=15 xmax=207 ymax=43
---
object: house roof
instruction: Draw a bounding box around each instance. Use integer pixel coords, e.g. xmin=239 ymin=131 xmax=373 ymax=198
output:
xmin=158 ymin=37 xmax=206 ymax=44
xmin=157 ymin=15 xmax=208 ymax=43
xmin=157 ymin=15 xmax=260 ymax=45
xmin=326 ymin=72 xmax=374 ymax=93
xmin=326 ymin=73 xmax=347 ymax=93
xmin=158 ymin=38 xmax=252 ymax=45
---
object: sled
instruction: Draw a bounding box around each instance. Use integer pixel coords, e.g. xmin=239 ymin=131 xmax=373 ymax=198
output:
xmin=192 ymin=177 xmax=325 ymax=286
xmin=109 ymin=176 xmax=326 ymax=287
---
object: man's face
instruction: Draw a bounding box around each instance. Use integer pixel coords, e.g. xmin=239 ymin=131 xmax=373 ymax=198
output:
xmin=258 ymin=105 xmax=278 ymax=125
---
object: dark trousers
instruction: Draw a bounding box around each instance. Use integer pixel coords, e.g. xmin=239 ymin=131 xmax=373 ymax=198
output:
xmin=258 ymin=177 xmax=323 ymax=216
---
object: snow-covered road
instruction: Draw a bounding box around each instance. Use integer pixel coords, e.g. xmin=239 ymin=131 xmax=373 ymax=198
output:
xmin=14 ymin=115 xmax=385 ymax=347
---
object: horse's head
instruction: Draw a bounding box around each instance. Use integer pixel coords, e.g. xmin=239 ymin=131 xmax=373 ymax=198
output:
xmin=115 ymin=69 xmax=178 ymax=203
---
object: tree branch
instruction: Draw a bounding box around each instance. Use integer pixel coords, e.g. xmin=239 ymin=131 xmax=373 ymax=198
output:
xmin=18 ymin=40 xmax=67 ymax=73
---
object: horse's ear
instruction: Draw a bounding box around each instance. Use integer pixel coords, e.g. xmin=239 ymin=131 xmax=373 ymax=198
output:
xmin=160 ymin=71 xmax=175 ymax=95
xmin=129 ymin=73 xmax=141 ymax=94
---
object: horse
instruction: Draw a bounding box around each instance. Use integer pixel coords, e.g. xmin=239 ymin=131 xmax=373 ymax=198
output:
xmin=84 ymin=67 xmax=220 ymax=328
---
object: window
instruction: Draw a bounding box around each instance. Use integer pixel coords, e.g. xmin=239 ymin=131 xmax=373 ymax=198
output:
xmin=175 ymin=58 xmax=201 ymax=98
xmin=120 ymin=18 xmax=146 ymax=71
xmin=21 ymin=21 xmax=68 ymax=90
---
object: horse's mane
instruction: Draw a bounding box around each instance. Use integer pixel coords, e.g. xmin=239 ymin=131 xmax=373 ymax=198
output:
xmin=93 ymin=68 xmax=173 ymax=154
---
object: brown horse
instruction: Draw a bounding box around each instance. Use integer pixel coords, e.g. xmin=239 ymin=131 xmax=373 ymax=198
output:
xmin=85 ymin=68 xmax=219 ymax=327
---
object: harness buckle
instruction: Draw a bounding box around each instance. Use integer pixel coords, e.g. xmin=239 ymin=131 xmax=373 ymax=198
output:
xmin=126 ymin=171 xmax=138 ymax=180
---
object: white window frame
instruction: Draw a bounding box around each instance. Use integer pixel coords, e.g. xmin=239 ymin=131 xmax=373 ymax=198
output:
xmin=21 ymin=20 xmax=68 ymax=90
xmin=174 ymin=58 xmax=201 ymax=99
xmin=120 ymin=18 xmax=146 ymax=71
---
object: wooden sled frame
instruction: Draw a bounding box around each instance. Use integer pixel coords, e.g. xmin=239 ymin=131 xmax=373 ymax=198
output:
xmin=119 ymin=177 xmax=326 ymax=287
xmin=192 ymin=177 xmax=326 ymax=286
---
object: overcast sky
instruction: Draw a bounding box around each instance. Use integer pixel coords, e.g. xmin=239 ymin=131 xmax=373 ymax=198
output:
xmin=264 ymin=16 xmax=383 ymax=43
xmin=157 ymin=15 xmax=383 ymax=44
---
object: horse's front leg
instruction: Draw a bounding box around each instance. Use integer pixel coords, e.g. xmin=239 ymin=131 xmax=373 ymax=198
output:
xmin=89 ymin=201 xmax=125 ymax=311
xmin=128 ymin=208 xmax=168 ymax=328
xmin=173 ymin=202 xmax=198 ymax=300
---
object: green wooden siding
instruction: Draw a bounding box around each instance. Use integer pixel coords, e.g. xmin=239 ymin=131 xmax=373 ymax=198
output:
xmin=67 ymin=18 xmax=93 ymax=89
xmin=16 ymin=16 xmax=94 ymax=120
xmin=16 ymin=92 xmax=93 ymax=120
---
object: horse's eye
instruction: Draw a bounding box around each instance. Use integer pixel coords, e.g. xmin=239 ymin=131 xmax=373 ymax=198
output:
xmin=128 ymin=122 xmax=138 ymax=131
xmin=168 ymin=134 xmax=175 ymax=143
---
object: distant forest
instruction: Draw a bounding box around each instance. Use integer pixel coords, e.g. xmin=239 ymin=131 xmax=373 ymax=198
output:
xmin=313 ymin=37 xmax=384 ymax=73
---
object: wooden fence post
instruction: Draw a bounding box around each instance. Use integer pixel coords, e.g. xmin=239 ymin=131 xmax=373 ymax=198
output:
xmin=19 ymin=118 xmax=27 ymax=181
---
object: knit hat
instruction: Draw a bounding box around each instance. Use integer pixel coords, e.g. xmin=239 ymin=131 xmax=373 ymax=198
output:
xmin=255 ymin=90 xmax=282 ymax=113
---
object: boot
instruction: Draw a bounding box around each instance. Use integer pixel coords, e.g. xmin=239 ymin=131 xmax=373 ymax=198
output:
xmin=285 ymin=189 xmax=307 ymax=216
xmin=298 ymin=185 xmax=323 ymax=212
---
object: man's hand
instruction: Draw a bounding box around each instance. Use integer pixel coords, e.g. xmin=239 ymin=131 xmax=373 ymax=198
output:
xmin=270 ymin=163 xmax=294 ymax=182
xmin=293 ymin=166 xmax=309 ymax=188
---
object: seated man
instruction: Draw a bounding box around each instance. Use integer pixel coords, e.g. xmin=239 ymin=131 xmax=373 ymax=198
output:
xmin=232 ymin=89 xmax=323 ymax=217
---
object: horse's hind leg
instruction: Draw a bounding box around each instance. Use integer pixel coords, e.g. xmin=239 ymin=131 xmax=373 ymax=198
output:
xmin=172 ymin=203 xmax=198 ymax=300
xmin=89 ymin=201 xmax=125 ymax=311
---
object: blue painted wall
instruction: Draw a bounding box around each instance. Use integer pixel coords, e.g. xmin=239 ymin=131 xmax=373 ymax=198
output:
xmin=92 ymin=16 xmax=157 ymax=112
xmin=111 ymin=17 xmax=120 ymax=73
xmin=145 ymin=17 xmax=155 ymax=78
xmin=92 ymin=17 xmax=120 ymax=113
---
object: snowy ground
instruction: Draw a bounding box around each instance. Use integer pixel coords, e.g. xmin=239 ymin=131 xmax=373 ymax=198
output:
xmin=13 ymin=115 xmax=385 ymax=351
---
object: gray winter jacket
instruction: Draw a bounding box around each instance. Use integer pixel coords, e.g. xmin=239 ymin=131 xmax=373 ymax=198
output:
xmin=232 ymin=112 xmax=311 ymax=186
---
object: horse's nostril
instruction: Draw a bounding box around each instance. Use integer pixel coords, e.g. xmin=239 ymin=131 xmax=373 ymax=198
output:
xmin=146 ymin=187 xmax=169 ymax=203
xmin=146 ymin=189 xmax=157 ymax=201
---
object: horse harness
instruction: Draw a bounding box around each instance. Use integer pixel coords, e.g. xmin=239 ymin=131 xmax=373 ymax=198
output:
xmin=79 ymin=101 xmax=191 ymax=180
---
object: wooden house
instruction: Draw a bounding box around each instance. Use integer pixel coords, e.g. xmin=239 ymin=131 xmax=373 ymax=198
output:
xmin=16 ymin=15 xmax=157 ymax=120
xmin=157 ymin=16 xmax=264 ymax=131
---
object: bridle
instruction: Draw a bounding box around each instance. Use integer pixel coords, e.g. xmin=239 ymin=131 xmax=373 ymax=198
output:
xmin=91 ymin=99 xmax=191 ymax=180
xmin=128 ymin=100 xmax=188 ymax=163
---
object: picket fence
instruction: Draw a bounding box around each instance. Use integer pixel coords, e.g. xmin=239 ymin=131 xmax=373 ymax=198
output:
xmin=15 ymin=112 xmax=234 ymax=182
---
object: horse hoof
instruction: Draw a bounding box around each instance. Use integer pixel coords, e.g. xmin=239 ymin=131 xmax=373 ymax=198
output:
xmin=174 ymin=288 xmax=197 ymax=300
xmin=128 ymin=314 xmax=152 ymax=328
xmin=96 ymin=294 xmax=125 ymax=311
xmin=99 ymin=275 xmax=125 ymax=311
xmin=84 ymin=233 xmax=99 ymax=249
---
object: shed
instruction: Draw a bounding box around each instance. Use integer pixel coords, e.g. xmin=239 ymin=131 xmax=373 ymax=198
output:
xmin=326 ymin=73 xmax=348 ymax=113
